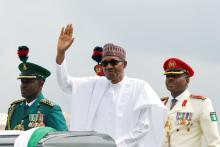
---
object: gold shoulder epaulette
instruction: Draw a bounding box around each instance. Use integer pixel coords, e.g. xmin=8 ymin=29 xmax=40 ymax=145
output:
xmin=161 ymin=97 xmax=169 ymax=105
xmin=40 ymin=98 xmax=55 ymax=107
xmin=11 ymin=99 xmax=25 ymax=105
xmin=190 ymin=94 xmax=207 ymax=100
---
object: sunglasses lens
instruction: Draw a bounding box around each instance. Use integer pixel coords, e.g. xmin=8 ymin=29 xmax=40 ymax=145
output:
xmin=101 ymin=60 xmax=122 ymax=67
xmin=109 ymin=60 xmax=119 ymax=66
xmin=101 ymin=61 xmax=108 ymax=67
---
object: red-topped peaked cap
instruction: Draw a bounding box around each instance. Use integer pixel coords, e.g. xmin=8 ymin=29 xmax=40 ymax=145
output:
xmin=163 ymin=58 xmax=194 ymax=77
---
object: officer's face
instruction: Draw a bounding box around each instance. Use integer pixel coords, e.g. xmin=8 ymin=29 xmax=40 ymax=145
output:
xmin=165 ymin=74 xmax=190 ymax=97
xmin=20 ymin=78 xmax=44 ymax=101
xmin=101 ymin=56 xmax=127 ymax=84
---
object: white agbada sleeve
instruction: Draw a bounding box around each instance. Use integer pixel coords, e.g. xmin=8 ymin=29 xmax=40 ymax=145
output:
xmin=56 ymin=60 xmax=73 ymax=93
xmin=56 ymin=59 xmax=99 ymax=94
xmin=56 ymin=59 xmax=103 ymax=130
xmin=115 ymin=82 xmax=167 ymax=147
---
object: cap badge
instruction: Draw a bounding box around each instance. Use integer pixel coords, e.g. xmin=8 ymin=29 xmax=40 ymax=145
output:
xmin=23 ymin=64 xmax=27 ymax=70
xmin=168 ymin=60 xmax=176 ymax=68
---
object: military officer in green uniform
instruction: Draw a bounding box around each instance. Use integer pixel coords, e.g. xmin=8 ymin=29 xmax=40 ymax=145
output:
xmin=5 ymin=46 xmax=68 ymax=131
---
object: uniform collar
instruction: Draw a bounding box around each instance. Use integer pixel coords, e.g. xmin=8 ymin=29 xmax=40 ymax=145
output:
xmin=26 ymin=99 xmax=36 ymax=106
xmin=168 ymin=89 xmax=191 ymax=113
xmin=26 ymin=93 xmax=44 ymax=107
xmin=173 ymin=89 xmax=190 ymax=102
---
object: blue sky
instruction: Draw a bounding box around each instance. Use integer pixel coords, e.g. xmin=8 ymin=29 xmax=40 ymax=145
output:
xmin=0 ymin=0 xmax=219 ymax=127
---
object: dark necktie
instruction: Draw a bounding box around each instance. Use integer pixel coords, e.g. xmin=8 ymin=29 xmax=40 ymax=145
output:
xmin=170 ymin=98 xmax=178 ymax=110
xmin=24 ymin=105 xmax=29 ymax=110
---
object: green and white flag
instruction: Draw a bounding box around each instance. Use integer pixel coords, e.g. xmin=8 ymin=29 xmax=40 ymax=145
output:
xmin=14 ymin=127 xmax=56 ymax=147
xmin=210 ymin=112 xmax=218 ymax=121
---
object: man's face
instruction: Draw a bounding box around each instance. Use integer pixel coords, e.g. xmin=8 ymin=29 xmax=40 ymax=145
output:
xmin=20 ymin=78 xmax=44 ymax=100
xmin=101 ymin=56 xmax=127 ymax=84
xmin=165 ymin=74 xmax=190 ymax=97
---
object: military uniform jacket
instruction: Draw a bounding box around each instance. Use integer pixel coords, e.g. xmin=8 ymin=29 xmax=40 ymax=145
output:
xmin=5 ymin=94 xmax=68 ymax=131
xmin=162 ymin=90 xmax=220 ymax=147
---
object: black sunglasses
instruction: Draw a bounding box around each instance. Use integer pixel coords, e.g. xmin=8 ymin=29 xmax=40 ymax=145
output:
xmin=101 ymin=59 xmax=124 ymax=67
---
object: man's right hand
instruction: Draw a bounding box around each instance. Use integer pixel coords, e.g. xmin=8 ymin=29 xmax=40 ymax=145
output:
xmin=56 ymin=24 xmax=74 ymax=64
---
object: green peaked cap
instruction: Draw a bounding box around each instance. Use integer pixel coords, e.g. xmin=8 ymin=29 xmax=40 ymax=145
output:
xmin=18 ymin=62 xmax=51 ymax=80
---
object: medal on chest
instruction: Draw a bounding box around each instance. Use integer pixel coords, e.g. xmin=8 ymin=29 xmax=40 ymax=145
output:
xmin=28 ymin=111 xmax=45 ymax=128
xmin=175 ymin=99 xmax=193 ymax=131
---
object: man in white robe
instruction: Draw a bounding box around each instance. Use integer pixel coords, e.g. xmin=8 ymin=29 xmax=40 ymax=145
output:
xmin=55 ymin=24 xmax=167 ymax=147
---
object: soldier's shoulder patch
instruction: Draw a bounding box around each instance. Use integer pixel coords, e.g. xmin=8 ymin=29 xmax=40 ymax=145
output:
xmin=190 ymin=94 xmax=207 ymax=100
xmin=160 ymin=96 xmax=169 ymax=105
xmin=40 ymin=98 xmax=55 ymax=107
xmin=11 ymin=98 xmax=25 ymax=105
xmin=210 ymin=112 xmax=218 ymax=121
